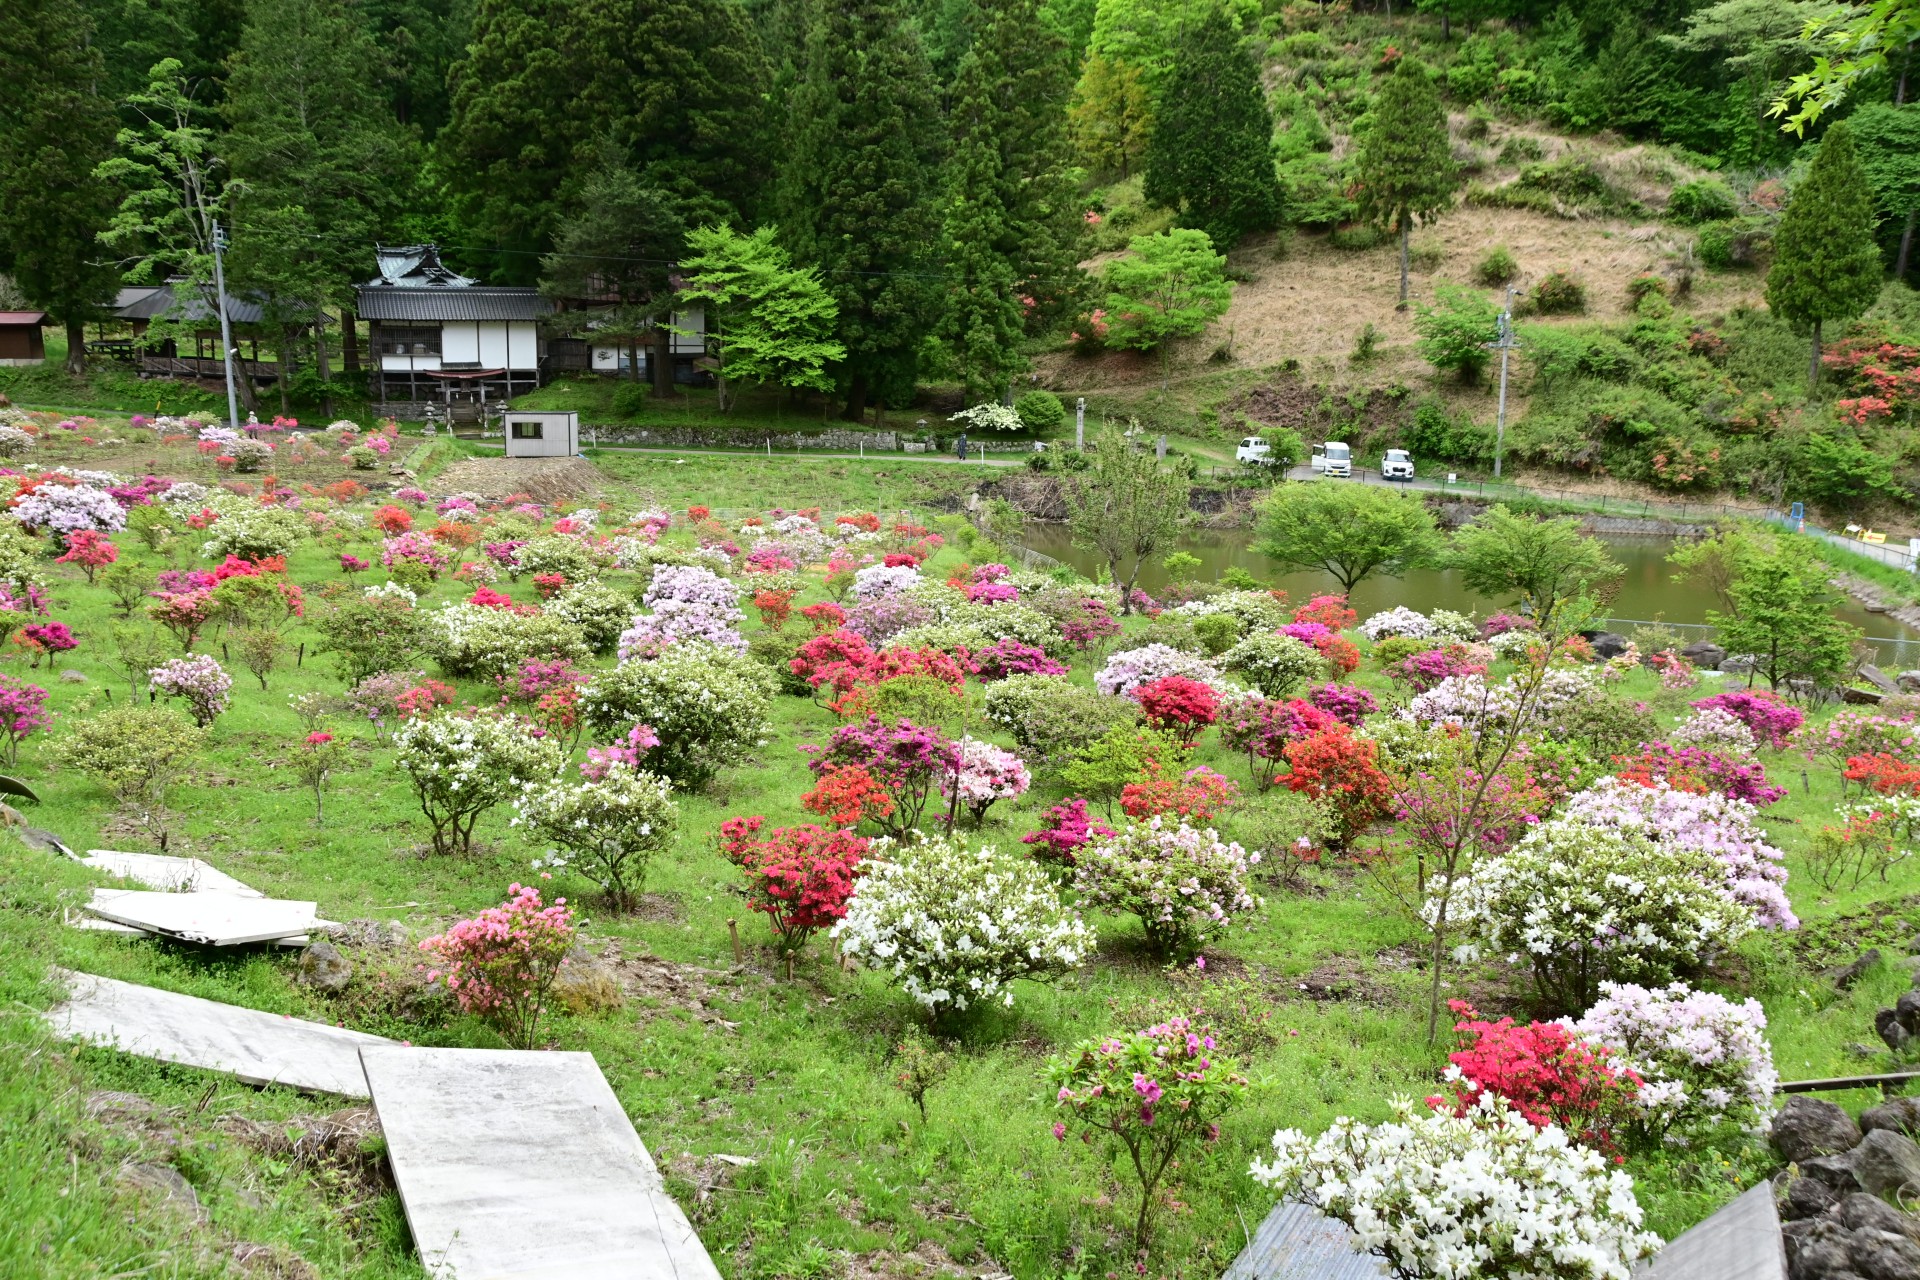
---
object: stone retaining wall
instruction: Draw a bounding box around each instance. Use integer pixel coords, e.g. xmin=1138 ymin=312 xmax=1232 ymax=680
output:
xmin=583 ymin=424 xmax=901 ymax=452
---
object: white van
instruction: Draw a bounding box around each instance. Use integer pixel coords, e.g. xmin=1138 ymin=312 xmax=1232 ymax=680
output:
xmin=1311 ymin=441 xmax=1352 ymax=477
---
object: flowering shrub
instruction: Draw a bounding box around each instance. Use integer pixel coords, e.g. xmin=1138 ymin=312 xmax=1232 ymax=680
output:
xmin=1668 ymin=706 xmax=1759 ymax=757
xmin=801 ymin=761 xmax=897 ymax=828
xmin=15 ymin=481 xmax=126 ymax=535
xmin=148 ymin=655 xmax=233 ymax=727
xmin=1814 ymin=706 xmax=1918 ymax=771
xmin=290 ymin=730 xmax=347 ymax=823
xmin=1293 ymin=594 xmax=1356 ymax=630
xmin=1218 ymin=697 xmax=1337 ymax=786
xmin=844 ymin=593 xmax=937 ymax=647
xmin=579 ymin=642 xmax=773 ymax=789
xmin=1284 ymin=727 xmax=1394 ymax=847
xmin=1094 ymin=643 xmax=1222 ymax=697
xmin=1845 ymin=753 xmax=1920 ymax=797
xmin=579 ymin=723 xmax=661 ymax=779
xmin=806 ymin=716 xmax=957 ymax=837
xmin=1219 ymin=632 xmax=1321 ymax=698
xmin=515 ymin=760 xmax=678 ymax=911
xmin=1307 ymin=681 xmax=1377 ymax=727
xmin=800 ymin=601 xmax=846 ymax=633
xmin=15 ymin=620 xmax=76 ymax=667
xmin=425 ymin=603 xmax=591 ymax=682
xmin=1251 ymin=1094 xmax=1660 ymax=1280
xmin=1360 ymin=606 xmax=1436 ymax=642
xmin=620 ymin=562 xmax=745 ymax=655
xmin=1689 ymin=689 xmax=1803 ymax=750
xmin=1560 ymin=776 xmax=1797 ymax=930
xmin=717 ymin=817 xmax=868 ymax=956
xmin=392 ymin=711 xmax=567 ymax=856
xmin=1446 ymin=817 xmax=1757 ymax=1011
xmin=382 ymin=530 xmax=451 ymax=577
xmin=1130 ymin=674 xmax=1219 ymax=747
xmin=938 ymin=737 xmax=1032 ymax=824
xmin=1059 ymin=597 xmax=1123 ymax=651
xmin=1432 ymin=1001 xmax=1641 ymax=1154
xmin=56 ymin=530 xmax=117 ymax=583
xmin=834 ymin=835 xmax=1094 ymax=1017
xmin=1120 ymin=765 xmax=1239 ymax=822
xmin=197 ymin=502 xmax=305 ymax=561
xmin=1391 ymin=643 xmax=1489 ymax=693
xmin=0 ymin=675 xmax=51 ymax=763
xmin=1573 ymin=981 xmax=1778 ymax=1142
xmin=547 ymin=580 xmax=633 ymax=654
xmin=982 ymin=674 xmax=1142 ymax=765
xmin=852 ymin=562 xmax=922 ymax=600
xmin=968 ymin=637 xmax=1068 ymax=681
xmin=419 ymin=883 xmax=575 ymax=1049
xmin=1613 ymin=742 xmax=1786 ymax=807
xmin=1074 ymin=817 xmax=1261 ymax=960
xmin=1807 ymin=803 xmax=1910 ymax=890
xmin=1048 ymin=1018 xmax=1247 ymax=1251
xmin=1022 ymin=798 xmax=1115 ymax=869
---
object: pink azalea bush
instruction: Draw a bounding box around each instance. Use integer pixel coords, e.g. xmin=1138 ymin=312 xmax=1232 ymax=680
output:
xmin=1073 ymin=817 xmax=1261 ymax=961
xmin=1022 ymin=798 xmax=1116 ymax=869
xmin=148 ymin=654 xmax=233 ymax=727
xmin=0 ymin=675 xmax=51 ymax=763
xmin=1690 ymin=689 xmax=1804 ymax=750
xmin=1307 ymin=681 xmax=1378 ymax=728
xmin=419 ymin=883 xmax=575 ymax=1049
xmin=937 ymin=737 xmax=1032 ymax=824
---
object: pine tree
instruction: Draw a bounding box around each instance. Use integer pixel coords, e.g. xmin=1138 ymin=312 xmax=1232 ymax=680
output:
xmin=779 ymin=0 xmax=945 ymax=421
xmin=939 ymin=0 xmax=1085 ymax=401
xmin=1352 ymin=57 xmax=1459 ymax=304
xmin=0 ymin=0 xmax=122 ymax=372
xmin=1142 ymin=5 xmax=1282 ymax=251
xmin=1766 ymin=119 xmax=1885 ymax=388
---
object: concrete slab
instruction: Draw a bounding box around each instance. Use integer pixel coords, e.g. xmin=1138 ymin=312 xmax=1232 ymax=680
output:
xmin=81 ymin=850 xmax=261 ymax=896
xmin=360 ymin=1047 xmax=722 ymax=1280
xmin=1633 ymin=1183 xmax=1785 ymax=1280
xmin=83 ymin=890 xmax=316 ymax=945
xmin=71 ymin=895 xmax=313 ymax=946
xmin=1222 ymin=1201 xmax=1387 ymax=1280
xmin=46 ymin=969 xmax=391 ymax=1098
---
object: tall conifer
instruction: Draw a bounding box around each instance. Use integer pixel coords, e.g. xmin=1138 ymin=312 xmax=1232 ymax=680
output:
xmin=1352 ymin=57 xmax=1458 ymax=304
xmin=1766 ymin=119 xmax=1888 ymax=387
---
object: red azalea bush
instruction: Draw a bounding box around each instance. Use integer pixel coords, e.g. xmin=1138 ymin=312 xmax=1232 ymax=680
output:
xmin=532 ymin=571 xmax=568 ymax=600
xmin=1846 ymin=753 xmax=1920 ymax=796
xmin=1130 ymin=674 xmax=1220 ymax=748
xmin=716 ymin=817 xmax=868 ymax=956
xmin=372 ymin=505 xmax=412 ymax=535
xmin=800 ymin=601 xmax=846 ymax=633
xmin=1120 ymin=765 xmax=1239 ymax=822
xmin=753 ymin=588 xmax=796 ymax=632
xmin=1293 ymin=594 xmax=1356 ymax=631
xmin=1429 ymin=1000 xmax=1642 ymax=1155
xmin=469 ymin=585 xmax=517 ymax=610
xmin=790 ymin=630 xmax=876 ymax=707
xmin=56 ymin=530 xmax=117 ymax=583
xmin=1283 ymin=726 xmax=1393 ymax=847
xmin=395 ymin=679 xmax=456 ymax=720
xmin=1220 ymin=697 xmax=1339 ymax=788
xmin=800 ymin=762 xmax=897 ymax=829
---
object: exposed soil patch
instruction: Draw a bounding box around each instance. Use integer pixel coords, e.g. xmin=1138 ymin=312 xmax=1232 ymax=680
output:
xmin=435 ymin=454 xmax=601 ymax=504
xmin=1789 ymin=894 xmax=1920 ymax=970
xmin=1283 ymin=954 xmax=1392 ymax=1006
xmin=598 ymin=938 xmax=747 ymax=1031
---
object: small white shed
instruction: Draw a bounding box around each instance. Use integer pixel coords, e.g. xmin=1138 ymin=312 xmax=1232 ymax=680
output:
xmin=502 ymin=411 xmax=580 ymax=458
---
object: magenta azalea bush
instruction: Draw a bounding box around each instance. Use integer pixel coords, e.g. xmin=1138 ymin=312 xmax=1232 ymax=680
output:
xmin=1307 ymin=681 xmax=1378 ymax=727
xmin=1690 ymin=690 xmax=1804 ymax=750
xmin=1022 ymin=798 xmax=1116 ymax=869
xmin=968 ymin=637 xmax=1068 ymax=681
xmin=807 ymin=716 xmax=958 ymax=838
xmin=0 ymin=675 xmax=51 ymax=763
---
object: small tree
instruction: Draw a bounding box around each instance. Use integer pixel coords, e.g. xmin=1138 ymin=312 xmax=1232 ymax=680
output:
xmin=677 ymin=224 xmax=844 ymax=410
xmin=514 ymin=761 xmax=680 ymax=912
xmin=1101 ymin=229 xmax=1233 ymax=389
xmin=393 ymin=711 xmax=566 ymax=857
xmin=1413 ymin=285 xmax=1500 ymax=383
xmin=1765 ymin=119 xmax=1884 ymax=388
xmin=58 ymin=704 xmax=205 ymax=840
xmin=1712 ymin=535 xmax=1860 ymax=692
xmin=1353 ymin=58 xmax=1460 ymax=303
xmin=290 ymin=730 xmax=347 ymax=824
xmin=1065 ymin=426 xmax=1191 ymax=611
xmin=1254 ymin=483 xmax=1443 ymax=591
xmin=1450 ymin=505 xmax=1623 ymax=629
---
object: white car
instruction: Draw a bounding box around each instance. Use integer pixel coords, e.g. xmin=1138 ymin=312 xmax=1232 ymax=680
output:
xmin=1236 ymin=436 xmax=1277 ymax=465
xmin=1311 ymin=441 xmax=1352 ymax=477
xmin=1381 ymin=449 xmax=1415 ymax=481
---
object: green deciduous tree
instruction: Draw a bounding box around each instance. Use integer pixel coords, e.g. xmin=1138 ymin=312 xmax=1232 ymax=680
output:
xmin=1353 ymin=57 xmax=1459 ymax=304
xmin=1772 ymin=0 xmax=1920 ymax=132
xmin=1068 ymin=54 xmax=1152 ymax=176
xmin=1253 ymin=483 xmax=1444 ymax=592
xmin=1450 ymin=505 xmax=1624 ymax=628
xmin=1142 ymin=5 xmax=1281 ymax=251
xmin=1765 ymin=119 xmax=1885 ymax=387
xmin=1100 ymin=229 xmax=1233 ymax=389
xmin=1413 ymin=284 xmax=1500 ymax=383
xmin=779 ymin=0 xmax=945 ymax=420
xmin=0 ymin=0 xmax=122 ymax=373
xmin=678 ymin=224 xmax=844 ymax=407
xmin=1066 ymin=426 xmax=1191 ymax=613
xmin=1849 ymin=102 xmax=1920 ymax=281
xmin=1710 ymin=534 xmax=1859 ymax=691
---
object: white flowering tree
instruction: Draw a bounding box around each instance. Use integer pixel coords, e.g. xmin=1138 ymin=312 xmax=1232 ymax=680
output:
xmin=514 ymin=761 xmax=678 ymax=911
xmin=577 ymin=641 xmax=773 ymax=789
xmin=393 ymin=711 xmax=566 ymax=856
xmin=949 ymin=403 xmax=1023 ymax=432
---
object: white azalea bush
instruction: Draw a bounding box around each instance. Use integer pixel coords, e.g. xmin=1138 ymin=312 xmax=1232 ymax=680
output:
xmin=0 ymin=425 xmax=34 ymax=459
xmin=514 ymin=760 xmax=678 ymax=912
xmin=834 ymin=835 xmax=1094 ymax=1019
xmin=1251 ymin=1093 xmax=1661 ymax=1280
xmin=393 ymin=710 xmax=566 ymax=857
xmin=1444 ymin=817 xmax=1757 ymax=1012
xmin=1360 ymin=606 xmax=1436 ymax=642
xmin=1094 ymin=643 xmax=1223 ymax=697
xmin=853 ymin=562 xmax=922 ymax=600
xmin=1074 ymin=818 xmax=1261 ymax=961
xmin=1171 ymin=589 xmax=1290 ymax=633
xmin=546 ymin=580 xmax=633 ymax=654
xmin=1572 ymin=981 xmax=1778 ymax=1142
xmin=424 ymin=602 xmax=591 ymax=681
xmin=577 ymin=641 xmax=772 ymax=789
xmin=511 ymin=535 xmax=600 ymax=582
xmin=1219 ymin=631 xmax=1322 ymax=698
xmin=196 ymin=498 xmax=306 ymax=560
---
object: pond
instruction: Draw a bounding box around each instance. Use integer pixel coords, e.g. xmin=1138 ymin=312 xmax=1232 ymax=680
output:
xmin=1015 ymin=526 xmax=1920 ymax=669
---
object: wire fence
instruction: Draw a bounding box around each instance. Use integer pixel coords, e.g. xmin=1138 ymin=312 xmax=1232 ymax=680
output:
xmin=1599 ymin=616 xmax=1920 ymax=672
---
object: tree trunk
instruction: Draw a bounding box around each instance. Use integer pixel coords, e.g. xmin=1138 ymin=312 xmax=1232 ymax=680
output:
xmin=64 ymin=317 xmax=86 ymax=375
xmin=277 ymin=326 xmax=294 ymax=415
xmin=342 ymin=306 xmax=360 ymax=372
xmin=843 ymin=373 xmax=870 ymax=423
xmin=1809 ymin=318 xmax=1823 ymax=391
xmin=1441 ymin=6 xmax=1450 ymax=39
xmin=1397 ymin=215 xmax=1412 ymax=305
xmin=650 ymin=321 xmax=673 ymax=396
xmin=1898 ymin=209 xmax=1916 ymax=282
xmin=314 ymin=324 xmax=334 ymax=418
xmin=628 ymin=335 xmax=641 ymax=383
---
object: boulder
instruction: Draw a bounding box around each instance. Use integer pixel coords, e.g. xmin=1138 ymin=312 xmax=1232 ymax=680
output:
xmin=1864 ymin=1098 xmax=1920 ymax=1141
xmin=117 ymin=1163 xmax=207 ymax=1223
xmin=1856 ymin=1129 xmax=1920 ymax=1199
xmin=1840 ymin=1193 xmax=1920 ymax=1242
xmin=1722 ymin=653 xmax=1759 ymax=672
xmin=1804 ymin=1148 xmax=1866 ymax=1192
xmin=1899 ymin=991 xmax=1920 ymax=1035
xmin=295 ymin=941 xmax=352 ymax=994
xmin=1848 ymin=1228 xmax=1920 ymax=1280
xmin=1899 ymin=671 xmax=1920 ymax=694
xmin=1590 ymin=632 xmax=1630 ymax=659
xmin=1785 ymin=1174 xmax=1845 ymax=1220
xmin=1846 ymin=686 xmax=1889 ymax=706
xmin=1863 ymin=665 xmax=1902 ymax=695
xmin=1680 ymin=640 xmax=1727 ymax=670
xmin=1776 ymin=1097 xmax=1867 ymax=1164
xmin=1793 ymin=1218 xmax=1858 ymax=1280
xmin=549 ymin=950 xmax=623 ymax=1015
xmin=1832 ymin=950 xmax=1887 ymax=990
xmin=1879 ymin=1009 xmax=1913 ymax=1053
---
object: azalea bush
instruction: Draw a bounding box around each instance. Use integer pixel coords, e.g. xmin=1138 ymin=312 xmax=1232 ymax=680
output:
xmin=1120 ymin=765 xmax=1239 ymax=822
xmin=0 ymin=675 xmax=51 ymax=764
xmin=393 ymin=710 xmax=566 ymax=856
xmin=1048 ymin=1018 xmax=1248 ymax=1253
xmin=1360 ymin=606 xmax=1436 ymax=641
xmin=1219 ymin=697 xmax=1338 ymax=788
xmin=515 ymin=760 xmax=679 ymax=911
xmin=425 ymin=603 xmax=592 ymax=682
xmin=800 ymin=761 xmax=897 ymax=829
xmin=1807 ymin=804 xmax=1909 ymax=890
xmin=1251 ymin=1094 xmax=1660 ymax=1280
xmin=1390 ymin=643 xmax=1489 ymax=693
xmin=1668 ymin=706 xmax=1760 ymax=757
xmin=807 ymin=716 xmax=957 ymax=837
xmin=1613 ymin=742 xmax=1786 ymax=807
xmin=1074 ymin=817 xmax=1261 ymax=961
xmin=579 ymin=642 xmax=773 ymax=789
xmin=1307 ymin=681 xmax=1377 ymax=728
xmin=833 ymin=835 xmax=1095 ymax=1019
xmin=546 ymin=580 xmax=634 ymax=654
xmin=1432 ymin=1001 xmax=1641 ymax=1154
xmin=1572 ymin=981 xmax=1778 ymax=1143
xmin=1689 ymin=689 xmax=1804 ymax=750
xmin=1094 ymin=643 xmax=1222 ymax=697
xmin=716 ymin=817 xmax=869 ymax=957
xmin=419 ymin=883 xmax=575 ymax=1049
xmin=937 ymin=737 xmax=1031 ymax=824
xmin=148 ymin=654 xmax=233 ymax=727
xmin=1130 ymin=674 xmax=1220 ymax=747
xmin=1283 ymin=727 xmax=1394 ymax=847
xmin=622 ymin=562 xmax=745 ymax=654
xmin=983 ymin=675 xmax=1141 ymax=765
xmin=1022 ymin=798 xmax=1115 ymax=869
xmin=968 ymin=637 xmax=1068 ymax=681
xmin=1815 ymin=707 xmax=1919 ymax=773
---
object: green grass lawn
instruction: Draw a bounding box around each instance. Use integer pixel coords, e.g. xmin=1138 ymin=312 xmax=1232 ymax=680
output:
xmin=0 ymin=443 xmax=1907 ymax=1279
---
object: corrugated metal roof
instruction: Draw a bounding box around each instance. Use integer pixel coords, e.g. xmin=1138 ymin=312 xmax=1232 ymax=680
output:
xmin=1222 ymin=1202 xmax=1388 ymax=1280
xmin=368 ymin=243 xmax=474 ymax=289
xmin=0 ymin=312 xmax=48 ymax=325
xmin=356 ymin=287 xmax=550 ymax=322
xmin=112 ymin=280 xmax=317 ymax=327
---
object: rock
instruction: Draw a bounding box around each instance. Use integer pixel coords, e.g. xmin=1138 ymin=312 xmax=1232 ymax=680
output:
xmin=1590 ymin=632 xmax=1630 ymax=659
xmin=1900 ymin=992 xmax=1920 ymax=1035
xmin=1832 ymin=950 xmax=1887 ymax=990
xmin=1723 ymin=653 xmax=1760 ymax=672
xmin=1680 ymin=640 xmax=1727 ymax=670
xmin=1856 ymin=1129 xmax=1920 ymax=1198
xmin=1805 ymin=1147 xmax=1866 ymax=1192
xmin=1796 ymin=1219 xmax=1860 ymax=1280
xmin=1840 ymin=1193 xmax=1920 ymax=1242
xmin=1855 ymin=1043 xmax=1891 ymax=1059
xmin=58 ymin=668 xmax=86 ymax=684
xmin=1864 ymin=1098 xmax=1920 ymax=1140
xmin=549 ymin=949 xmax=623 ymax=1015
xmin=1880 ymin=1008 xmax=1912 ymax=1053
xmin=1847 ymin=686 xmax=1890 ymax=706
xmin=295 ymin=941 xmax=352 ymax=993
xmin=1785 ymin=1174 xmax=1845 ymax=1220
xmin=1864 ymin=665 xmax=1903 ymax=695
xmin=1777 ymin=1096 xmax=1868 ymax=1163
xmin=117 ymin=1163 xmax=206 ymax=1222
xmin=1849 ymin=1228 xmax=1920 ymax=1280
xmin=1901 ymin=671 xmax=1920 ymax=694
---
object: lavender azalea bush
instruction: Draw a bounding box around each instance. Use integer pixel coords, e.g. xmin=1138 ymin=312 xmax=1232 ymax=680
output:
xmin=619 ymin=563 xmax=745 ymax=656
xmin=1095 ymin=644 xmax=1223 ymax=697
xmin=1573 ymin=980 xmax=1778 ymax=1141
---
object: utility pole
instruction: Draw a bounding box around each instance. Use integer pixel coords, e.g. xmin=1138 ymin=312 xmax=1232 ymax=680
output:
xmin=1484 ymin=285 xmax=1521 ymax=480
xmin=211 ymin=220 xmax=240 ymax=432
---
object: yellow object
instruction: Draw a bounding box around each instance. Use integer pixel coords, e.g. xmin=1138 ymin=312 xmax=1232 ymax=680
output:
xmin=1864 ymin=530 xmax=1887 ymax=544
